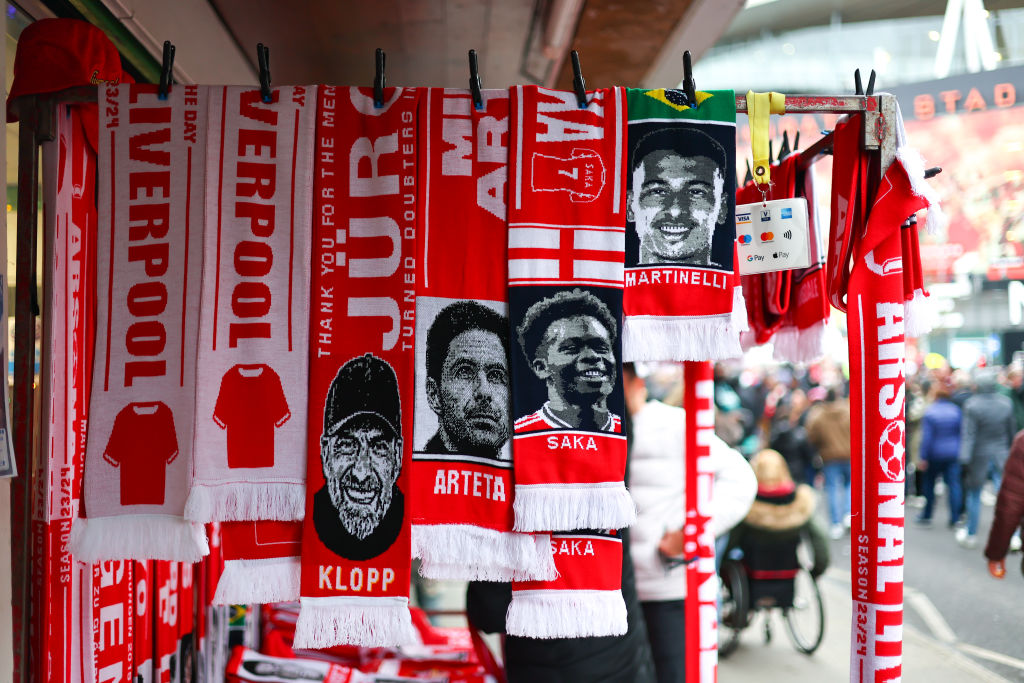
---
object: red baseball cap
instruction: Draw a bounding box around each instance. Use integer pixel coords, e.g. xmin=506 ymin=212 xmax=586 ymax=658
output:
xmin=7 ymin=18 xmax=127 ymax=122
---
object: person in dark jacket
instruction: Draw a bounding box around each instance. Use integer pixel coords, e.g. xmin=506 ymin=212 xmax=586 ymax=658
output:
xmin=769 ymin=389 xmax=818 ymax=487
xmin=960 ymin=369 xmax=1016 ymax=547
xmin=916 ymin=381 xmax=963 ymax=528
xmin=984 ymin=430 xmax=1024 ymax=579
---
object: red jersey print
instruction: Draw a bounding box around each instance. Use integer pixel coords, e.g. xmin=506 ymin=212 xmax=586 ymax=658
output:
xmin=515 ymin=402 xmax=622 ymax=433
xmin=213 ymin=364 xmax=290 ymax=468
xmin=531 ymin=149 xmax=606 ymax=202
xmin=104 ymin=402 xmax=179 ymax=505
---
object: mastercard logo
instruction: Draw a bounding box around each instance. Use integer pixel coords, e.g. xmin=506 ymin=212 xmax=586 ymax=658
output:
xmin=739 ymin=234 xmax=752 ymax=244
xmin=760 ymin=231 xmax=774 ymax=241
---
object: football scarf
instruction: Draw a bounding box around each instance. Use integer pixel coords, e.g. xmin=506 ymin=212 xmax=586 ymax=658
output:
xmin=507 ymin=85 xmax=634 ymax=533
xmin=72 ymin=84 xmax=208 ymax=562
xmin=507 ymin=530 xmax=627 ymax=638
xmin=185 ymin=86 xmax=316 ymax=523
xmin=213 ymin=520 xmax=302 ymax=604
xmin=826 ymin=115 xmax=870 ymax=314
xmin=622 ymin=89 xmax=744 ymax=362
xmin=293 ymin=86 xmax=419 ymax=649
xmin=410 ymin=87 xmax=554 ymax=581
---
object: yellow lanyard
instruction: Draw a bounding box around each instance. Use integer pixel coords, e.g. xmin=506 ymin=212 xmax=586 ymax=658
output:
xmin=747 ymin=91 xmax=786 ymax=187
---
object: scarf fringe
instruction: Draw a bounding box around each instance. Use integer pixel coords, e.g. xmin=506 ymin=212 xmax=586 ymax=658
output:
xmin=70 ymin=515 xmax=209 ymax=563
xmin=896 ymin=145 xmax=947 ymax=236
xmin=292 ymin=598 xmax=418 ymax=649
xmin=623 ymin=316 xmax=743 ymax=362
xmin=512 ymin=485 xmax=636 ymax=532
xmin=506 ymin=590 xmax=627 ymax=638
xmin=184 ymin=481 xmax=305 ymax=523
xmin=904 ymin=289 xmax=934 ymax=338
xmin=412 ymin=525 xmax=557 ymax=581
xmin=213 ymin=557 xmax=300 ymax=605
xmin=773 ymin=320 xmax=827 ymax=364
xmin=731 ymin=285 xmax=749 ymax=333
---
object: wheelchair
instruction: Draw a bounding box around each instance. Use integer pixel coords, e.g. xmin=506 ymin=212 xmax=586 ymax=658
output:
xmin=717 ymin=530 xmax=825 ymax=657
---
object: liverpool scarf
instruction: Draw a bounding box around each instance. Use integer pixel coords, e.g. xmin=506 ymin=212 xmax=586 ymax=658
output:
xmin=410 ymin=87 xmax=554 ymax=581
xmin=507 ymin=530 xmax=627 ymax=638
xmin=72 ymin=84 xmax=208 ymax=562
xmin=214 ymin=520 xmax=302 ymax=604
xmin=507 ymin=85 xmax=634 ymax=533
xmin=293 ymin=86 xmax=419 ymax=648
xmin=622 ymin=89 xmax=744 ymax=362
xmin=185 ymin=86 xmax=316 ymax=523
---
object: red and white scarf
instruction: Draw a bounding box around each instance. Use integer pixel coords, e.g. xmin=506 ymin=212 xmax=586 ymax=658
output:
xmin=410 ymin=87 xmax=554 ymax=581
xmin=73 ymin=84 xmax=208 ymax=562
xmin=506 ymin=85 xmax=634 ymax=533
xmin=507 ymin=530 xmax=626 ymax=638
xmin=186 ymin=86 xmax=317 ymax=523
xmin=214 ymin=520 xmax=302 ymax=604
xmin=294 ymin=86 xmax=420 ymax=649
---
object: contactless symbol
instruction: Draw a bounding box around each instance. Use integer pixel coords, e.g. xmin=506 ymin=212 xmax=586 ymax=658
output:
xmin=760 ymin=232 xmax=774 ymax=242
xmin=782 ymin=229 xmax=793 ymax=240
xmin=739 ymin=234 xmax=752 ymax=244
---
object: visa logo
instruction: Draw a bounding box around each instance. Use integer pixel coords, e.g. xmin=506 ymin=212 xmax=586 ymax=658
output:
xmin=760 ymin=210 xmax=771 ymax=222
xmin=781 ymin=207 xmax=793 ymax=219
xmin=737 ymin=213 xmax=751 ymax=224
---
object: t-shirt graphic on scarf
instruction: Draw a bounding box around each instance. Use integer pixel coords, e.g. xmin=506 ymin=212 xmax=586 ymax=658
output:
xmin=622 ymin=89 xmax=744 ymax=362
xmin=71 ymin=84 xmax=208 ymax=562
xmin=410 ymin=87 xmax=555 ymax=582
xmin=186 ymin=86 xmax=316 ymax=523
xmin=507 ymin=85 xmax=634 ymax=534
xmin=293 ymin=86 xmax=419 ymax=649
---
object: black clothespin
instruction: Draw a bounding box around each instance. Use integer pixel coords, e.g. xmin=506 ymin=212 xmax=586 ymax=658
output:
xmin=570 ymin=50 xmax=587 ymax=108
xmin=374 ymin=48 xmax=386 ymax=109
xmin=769 ymin=139 xmax=773 ymax=164
xmin=744 ymin=160 xmax=754 ymax=185
xmin=778 ymin=130 xmax=790 ymax=161
xmin=924 ymin=166 xmax=942 ymax=179
xmin=854 ymin=68 xmax=863 ymax=96
xmin=865 ymin=69 xmax=877 ymax=97
xmin=468 ymin=49 xmax=483 ymax=110
xmin=158 ymin=41 xmax=175 ymax=100
xmin=257 ymin=43 xmax=272 ymax=103
xmin=682 ymin=50 xmax=698 ymax=108
xmin=793 ymin=130 xmax=800 ymax=151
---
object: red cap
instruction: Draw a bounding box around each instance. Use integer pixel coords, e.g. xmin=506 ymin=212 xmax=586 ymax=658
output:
xmin=7 ymin=18 xmax=126 ymax=121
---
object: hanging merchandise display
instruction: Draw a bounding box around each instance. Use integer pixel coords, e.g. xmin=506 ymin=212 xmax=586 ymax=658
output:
xmin=72 ymin=83 xmax=210 ymax=563
xmin=294 ymin=85 xmax=420 ymax=649
xmin=186 ymin=85 xmax=317 ymax=524
xmin=410 ymin=86 xmax=555 ymax=582
xmin=622 ymin=88 xmax=746 ymax=362
xmin=213 ymin=520 xmax=302 ymax=604
xmin=506 ymin=84 xmax=634 ymax=533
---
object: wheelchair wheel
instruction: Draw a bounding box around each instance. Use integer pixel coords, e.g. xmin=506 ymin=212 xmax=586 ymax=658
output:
xmin=784 ymin=568 xmax=824 ymax=654
xmin=718 ymin=558 xmax=748 ymax=658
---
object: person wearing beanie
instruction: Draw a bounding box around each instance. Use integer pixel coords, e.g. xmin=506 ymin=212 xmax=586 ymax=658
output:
xmin=726 ymin=449 xmax=829 ymax=609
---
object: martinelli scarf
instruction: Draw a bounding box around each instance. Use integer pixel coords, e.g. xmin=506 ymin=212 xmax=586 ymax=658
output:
xmin=186 ymin=86 xmax=316 ymax=523
xmin=293 ymin=86 xmax=419 ymax=649
xmin=410 ymin=87 xmax=554 ymax=582
xmin=622 ymin=89 xmax=745 ymax=362
xmin=72 ymin=84 xmax=208 ymax=562
xmin=507 ymin=85 xmax=634 ymax=533
xmin=214 ymin=520 xmax=302 ymax=604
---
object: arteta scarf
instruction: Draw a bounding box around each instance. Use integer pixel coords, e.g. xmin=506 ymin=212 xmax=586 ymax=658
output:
xmin=72 ymin=84 xmax=208 ymax=562
xmin=213 ymin=520 xmax=302 ymax=604
xmin=506 ymin=85 xmax=634 ymax=533
xmin=622 ymin=89 xmax=744 ymax=362
xmin=410 ymin=87 xmax=554 ymax=582
xmin=293 ymin=86 xmax=419 ymax=649
xmin=186 ymin=86 xmax=316 ymax=523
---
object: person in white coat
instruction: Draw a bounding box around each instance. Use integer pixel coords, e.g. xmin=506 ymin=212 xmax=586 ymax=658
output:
xmin=624 ymin=363 xmax=756 ymax=683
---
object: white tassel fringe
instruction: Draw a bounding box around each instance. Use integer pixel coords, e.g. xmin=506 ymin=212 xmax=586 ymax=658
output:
xmin=904 ymin=289 xmax=934 ymax=338
xmin=896 ymin=145 xmax=947 ymax=236
xmin=513 ymin=484 xmax=636 ymax=533
xmin=213 ymin=558 xmax=300 ymax=605
xmin=506 ymin=590 xmax=627 ymax=638
xmin=412 ymin=525 xmax=556 ymax=581
xmin=731 ymin=285 xmax=749 ymax=333
xmin=184 ymin=481 xmax=305 ymax=522
xmin=623 ymin=315 xmax=743 ymax=362
xmin=292 ymin=597 xmax=418 ymax=649
xmin=70 ymin=515 xmax=209 ymax=562
xmin=773 ymin=321 xmax=827 ymax=364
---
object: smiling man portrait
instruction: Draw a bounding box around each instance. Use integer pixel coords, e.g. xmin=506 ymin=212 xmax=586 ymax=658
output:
xmin=515 ymin=289 xmax=621 ymax=433
xmin=628 ymin=127 xmax=729 ymax=267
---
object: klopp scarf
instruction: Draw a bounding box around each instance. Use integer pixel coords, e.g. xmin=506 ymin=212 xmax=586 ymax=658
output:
xmin=293 ymin=86 xmax=419 ymax=649
xmin=622 ymin=89 xmax=744 ymax=362
xmin=72 ymin=84 xmax=208 ymax=562
xmin=410 ymin=87 xmax=554 ymax=581
xmin=186 ymin=86 xmax=317 ymax=523
xmin=507 ymin=85 xmax=634 ymax=533
xmin=214 ymin=520 xmax=302 ymax=604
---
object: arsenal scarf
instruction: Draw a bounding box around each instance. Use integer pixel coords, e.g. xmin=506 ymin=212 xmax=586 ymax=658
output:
xmin=507 ymin=530 xmax=626 ymax=638
xmin=73 ymin=84 xmax=208 ymax=562
xmin=213 ymin=520 xmax=302 ymax=604
xmin=507 ymin=85 xmax=634 ymax=533
xmin=411 ymin=87 xmax=555 ymax=581
xmin=186 ymin=86 xmax=317 ymax=523
xmin=293 ymin=86 xmax=419 ymax=649
xmin=622 ymin=89 xmax=744 ymax=362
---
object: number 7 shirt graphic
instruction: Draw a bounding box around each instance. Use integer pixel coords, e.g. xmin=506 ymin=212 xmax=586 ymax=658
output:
xmin=103 ymin=402 xmax=179 ymax=506
xmin=213 ymin=364 xmax=291 ymax=468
